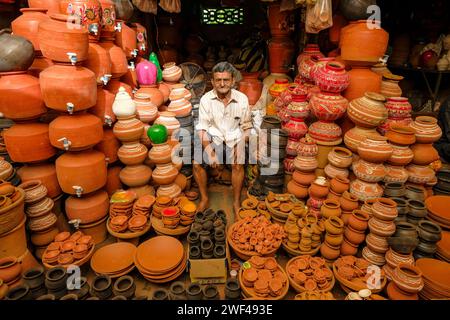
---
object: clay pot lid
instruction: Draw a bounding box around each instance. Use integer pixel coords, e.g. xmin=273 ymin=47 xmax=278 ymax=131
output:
xmin=111 ymin=190 xmax=137 ymax=205
xmin=135 ymin=236 xmax=184 ymax=273
xmin=54 ymin=231 xmax=70 ymax=242
xmin=91 ymin=242 xmax=137 ymax=274
xmin=425 ymin=196 xmax=450 ymax=221
xmin=416 ymin=258 xmax=450 ymax=290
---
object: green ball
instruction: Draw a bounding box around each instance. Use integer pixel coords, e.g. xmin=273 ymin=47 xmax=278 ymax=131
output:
xmin=147 ymin=124 xmax=168 ymax=144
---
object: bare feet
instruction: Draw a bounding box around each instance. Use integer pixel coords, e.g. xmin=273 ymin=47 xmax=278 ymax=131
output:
xmin=197 ymin=198 xmax=209 ymax=213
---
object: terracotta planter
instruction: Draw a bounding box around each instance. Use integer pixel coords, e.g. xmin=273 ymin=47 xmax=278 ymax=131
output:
xmin=0 ymin=71 xmax=47 ymax=121
xmin=343 ymin=126 xmax=379 ymax=153
xmin=328 ymin=147 xmax=352 ymax=168
xmin=113 ymin=116 xmax=144 ymax=142
xmin=409 ymin=116 xmax=442 ymax=144
xmin=357 ymin=135 xmax=393 ymax=163
xmin=85 ymin=42 xmax=112 ymax=86
xmin=114 ymin=20 xmax=137 ymax=59
xmin=99 ymin=38 xmax=128 ymax=79
xmin=40 ymin=64 xmax=97 ymax=113
xmin=90 ymin=86 xmax=116 ymax=126
xmin=11 ymin=8 xmax=50 ymax=53
xmin=38 ymin=14 xmax=89 ymax=63
xmin=55 ymin=150 xmax=107 ymax=196
xmin=65 ymin=190 xmax=109 ymax=224
xmin=152 ymin=163 xmax=178 ymax=185
xmin=0 ymin=29 xmax=35 ymax=72
xmin=268 ymin=36 xmax=295 ymax=74
xmin=119 ymin=164 xmax=152 ymax=187
xmin=94 ymin=128 xmax=120 ymax=163
xmin=238 ymin=72 xmax=263 ymax=105
xmin=386 ymin=125 xmax=416 ymax=146
xmin=310 ymin=92 xmax=348 ymax=122
xmin=49 ymin=113 xmax=103 ymax=151
xmin=4 ymin=123 xmax=56 ymax=163
xmin=343 ymin=66 xmax=382 ymax=102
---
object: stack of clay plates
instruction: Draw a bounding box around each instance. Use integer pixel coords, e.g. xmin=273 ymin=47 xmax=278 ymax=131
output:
xmin=436 ymin=231 xmax=450 ymax=262
xmin=425 ymin=195 xmax=450 ymax=230
xmin=416 ymin=258 xmax=450 ymax=300
xmin=90 ymin=242 xmax=136 ymax=278
xmin=134 ymin=235 xmax=187 ymax=283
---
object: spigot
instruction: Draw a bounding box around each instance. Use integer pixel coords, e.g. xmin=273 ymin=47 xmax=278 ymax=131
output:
xmin=104 ymin=115 xmax=113 ymax=127
xmin=379 ymin=54 xmax=389 ymax=65
xmin=128 ymin=61 xmax=135 ymax=70
xmin=131 ymin=49 xmax=138 ymax=58
xmin=132 ymin=88 xmax=138 ymax=94
xmin=72 ymin=185 xmax=84 ymax=197
xmin=66 ymin=102 xmax=74 ymax=114
xmin=67 ymin=52 xmax=77 ymax=65
xmin=100 ymin=74 xmax=112 ymax=86
xmin=68 ymin=219 xmax=81 ymax=229
xmin=57 ymin=137 xmax=72 ymax=150
xmin=105 ymin=157 xmax=110 ymax=167
xmin=140 ymin=44 xmax=146 ymax=51
xmin=114 ymin=22 xmax=122 ymax=32
xmin=88 ymin=23 xmax=99 ymax=36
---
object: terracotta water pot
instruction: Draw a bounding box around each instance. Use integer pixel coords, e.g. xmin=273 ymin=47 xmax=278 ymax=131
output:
xmin=267 ymin=3 xmax=293 ymax=37
xmin=307 ymin=121 xmax=342 ymax=143
xmin=386 ymin=125 xmax=416 ymax=146
xmin=136 ymin=85 xmax=164 ymax=107
xmin=154 ymin=111 xmax=180 ymax=135
xmin=292 ymin=170 xmax=315 ymax=186
xmin=28 ymin=0 xmax=61 ymax=15
xmin=59 ymin=0 xmax=102 ymax=42
xmin=238 ymin=72 xmax=263 ymax=105
xmin=113 ymin=116 xmax=144 ymax=142
xmin=55 ymin=150 xmax=107 ymax=196
xmin=94 ymin=128 xmax=120 ymax=163
xmin=114 ymin=20 xmax=137 ymax=59
xmin=167 ymin=95 xmax=192 ymax=117
xmin=38 ymin=14 xmax=89 ymax=63
xmin=268 ymin=36 xmax=295 ymax=74
xmin=90 ymin=86 xmax=116 ymax=126
xmin=105 ymin=165 xmax=123 ymax=196
xmin=387 ymin=143 xmax=414 ymax=166
xmin=17 ymin=163 xmax=61 ymax=198
xmin=134 ymin=93 xmax=158 ymax=123
xmin=343 ymin=66 xmax=382 ymax=102
xmin=119 ymin=164 xmax=152 ymax=187
xmin=314 ymin=61 xmax=350 ymax=93
xmin=99 ymin=38 xmax=128 ymax=79
xmin=309 ymin=92 xmax=349 ymax=121
xmin=39 ymin=64 xmax=97 ymax=113
xmin=0 ymin=29 xmax=35 ymax=72
xmin=410 ymin=143 xmax=440 ymax=165
xmin=117 ymin=142 xmax=147 ymax=165
xmin=49 ymin=113 xmax=103 ymax=151
xmin=330 ymin=175 xmax=350 ymax=194
xmin=148 ymin=142 xmax=172 ymax=164
xmin=0 ymin=256 xmax=22 ymax=283
xmin=343 ymin=126 xmax=379 ymax=153
xmin=85 ymin=42 xmax=112 ymax=86
xmin=0 ymin=71 xmax=47 ymax=121
xmin=320 ymin=242 xmax=340 ymax=260
xmin=328 ymin=147 xmax=353 ymax=168
xmin=347 ymin=92 xmax=387 ymax=128
xmin=297 ymin=44 xmax=324 ymax=75
xmin=3 ymin=123 xmax=56 ymax=163
xmin=11 ymin=8 xmax=50 ymax=53
xmin=0 ymin=217 xmax=27 ymax=258
xmin=409 ymin=116 xmax=442 ymax=144
xmin=357 ymin=134 xmax=393 ymax=163
xmin=380 ymin=73 xmax=403 ymax=98
xmin=308 ymin=176 xmax=329 ymax=199
xmin=65 ymin=190 xmax=109 ymax=224
xmin=162 ymin=62 xmax=182 ymax=83
xmin=321 ymin=199 xmax=342 ymax=219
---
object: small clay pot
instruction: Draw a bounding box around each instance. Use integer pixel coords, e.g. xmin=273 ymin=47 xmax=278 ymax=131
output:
xmin=22 ymin=266 xmax=45 ymax=289
xmin=186 ymin=282 xmax=203 ymax=300
xmin=344 ymin=225 xmax=366 ymax=245
xmin=320 ymin=199 xmax=341 ymax=219
xmin=339 ymin=191 xmax=359 ymax=211
xmin=201 ymin=239 xmax=214 ymax=253
xmin=384 ymin=182 xmax=406 ymax=197
xmin=340 ymin=238 xmax=359 ymax=256
xmin=112 ymin=295 xmax=127 ymax=300
xmin=90 ymin=275 xmax=112 ymax=299
xmin=45 ymin=267 xmax=68 ymax=291
xmin=391 ymin=197 xmax=408 ymax=215
xmin=152 ymin=288 xmax=169 ymax=300
xmin=189 ymin=246 xmax=201 ymax=259
xmin=113 ymin=275 xmax=136 ymax=299
xmin=324 ymin=216 xmax=345 ymax=235
xmin=320 ymin=242 xmax=340 ymax=260
xmin=213 ymin=244 xmax=226 ymax=258
xmin=169 ymin=281 xmax=186 ymax=300
xmin=404 ymin=185 xmax=426 ymax=201
xmin=347 ymin=210 xmax=370 ymax=231
xmin=225 ymin=278 xmax=241 ymax=300
xmin=407 ymin=200 xmax=427 ymax=218
xmin=417 ymin=220 xmax=442 ymax=242
xmin=0 ymin=256 xmax=22 ymax=284
xmin=5 ymin=284 xmax=32 ymax=300
xmin=203 ymin=284 xmax=219 ymax=300
xmin=69 ymin=276 xmax=90 ymax=300
xmin=330 ymin=175 xmax=350 ymax=194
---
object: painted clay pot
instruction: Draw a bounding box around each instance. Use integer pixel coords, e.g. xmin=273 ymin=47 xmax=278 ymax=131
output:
xmin=296 ymin=135 xmax=318 ymax=157
xmin=343 ymin=126 xmax=379 ymax=152
xmin=380 ymin=73 xmax=403 ymax=98
xmin=268 ymin=36 xmax=295 ymax=74
xmin=98 ymin=38 xmax=128 ymax=79
xmin=347 ymin=92 xmax=387 ymax=128
xmin=136 ymin=85 xmax=164 ymax=107
xmin=349 ymin=179 xmax=383 ymax=201
xmin=98 ymin=0 xmax=116 ymax=38
xmin=3 ymin=123 xmax=56 ymax=163
xmin=17 ymin=163 xmax=62 ymax=198
xmin=113 ymin=116 xmax=144 ymax=142
xmin=308 ymin=121 xmax=342 ymax=143
xmin=286 ymin=93 xmax=310 ymax=119
xmin=328 ymin=147 xmax=353 ymax=168
xmin=238 ymin=72 xmax=263 ymax=105
xmin=309 ymin=92 xmax=348 ymax=121
xmin=152 ymin=163 xmax=178 ymax=185
xmin=38 ymin=14 xmax=89 ymax=63
xmin=385 ymin=97 xmax=412 ymax=119
xmin=283 ymin=117 xmax=308 ymax=140
xmin=169 ymin=83 xmax=192 ymax=101
xmin=148 ymin=142 xmax=172 ymax=164
xmin=371 ymin=198 xmax=398 ymax=221
xmin=386 ymin=125 xmax=416 ymax=146
xmin=158 ymin=82 xmax=170 ymax=103
xmin=39 ymin=64 xmax=97 ymax=113
xmin=59 ymin=0 xmax=102 ymax=42
xmin=85 ymin=42 xmax=112 ymax=86
xmin=55 ymin=150 xmax=107 ymax=196
xmin=135 ymin=59 xmax=157 ymax=86
xmin=387 ymin=143 xmax=414 ymax=166
xmin=330 ymin=175 xmax=350 ymax=194
xmin=314 ymin=61 xmax=350 ymax=93
xmin=324 ymin=163 xmax=349 ymax=179
xmin=352 ymin=159 xmax=386 ymax=182
xmin=162 ymin=62 xmax=182 ymax=82
xmin=357 ymin=135 xmax=393 ymax=163
xmin=112 ymin=86 xmax=136 ymax=119
xmin=168 ymin=95 xmax=192 ymax=117
xmin=293 ymin=155 xmax=318 ymax=172
xmin=131 ymin=23 xmax=148 ymax=57
xmin=0 ymin=71 xmax=47 ymax=121
xmin=114 ymin=20 xmax=137 ymax=59
xmin=0 ymin=29 xmax=35 ymax=72
xmin=49 ymin=113 xmax=103 ymax=151
xmin=65 ymin=190 xmax=109 ymax=224
xmin=154 ymin=112 xmax=180 ymax=136
xmin=90 ymin=86 xmax=116 ymax=126
xmin=409 ymin=116 xmax=442 ymax=144
xmin=384 ymin=165 xmax=409 ymax=184
xmin=286 ymin=138 xmax=299 ymax=156
xmin=11 ymin=8 xmax=50 ymax=53
xmin=117 ymin=142 xmax=147 ymax=165
xmin=94 ymin=128 xmax=120 ymax=163
xmin=343 ymin=66 xmax=382 ymax=102
xmin=406 ymin=164 xmax=435 ymax=184
xmin=119 ymin=164 xmax=152 ymax=187
xmin=392 ymin=263 xmax=424 ymax=294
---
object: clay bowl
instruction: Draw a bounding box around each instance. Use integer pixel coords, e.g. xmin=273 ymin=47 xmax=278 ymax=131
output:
xmin=43 ymin=243 xmax=95 ymax=269
xmin=90 ymin=242 xmax=136 ymax=275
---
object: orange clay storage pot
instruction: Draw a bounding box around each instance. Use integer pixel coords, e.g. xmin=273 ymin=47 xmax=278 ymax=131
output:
xmin=94 ymin=128 xmax=120 ymax=164
xmin=90 ymin=86 xmax=116 ymax=126
xmin=11 ymin=8 xmax=50 ymax=53
xmin=17 ymin=163 xmax=62 ymax=198
xmin=3 ymin=123 xmax=57 ymax=163
xmin=49 ymin=113 xmax=103 ymax=151
xmin=0 ymin=71 xmax=47 ymax=121
xmin=38 ymin=14 xmax=89 ymax=63
xmin=65 ymin=190 xmax=109 ymax=224
xmin=55 ymin=150 xmax=107 ymax=196
xmin=39 ymin=64 xmax=97 ymax=113
xmin=84 ymin=42 xmax=112 ymax=86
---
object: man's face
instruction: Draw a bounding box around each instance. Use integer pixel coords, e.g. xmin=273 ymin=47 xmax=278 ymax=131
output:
xmin=212 ymin=71 xmax=234 ymax=96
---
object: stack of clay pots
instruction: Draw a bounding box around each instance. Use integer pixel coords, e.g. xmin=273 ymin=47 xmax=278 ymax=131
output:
xmin=387 ymin=263 xmax=424 ymax=300
xmin=320 ymin=216 xmax=345 ymax=262
xmin=307 ymin=176 xmax=330 ymax=218
xmin=340 ymin=210 xmax=370 ymax=256
xmin=414 ymin=220 xmax=442 ymax=260
xmin=378 ymin=97 xmax=412 ymax=135
xmin=337 ymin=191 xmax=360 ymax=225
xmin=326 ymin=147 xmax=353 ymax=184
xmin=287 ymin=136 xmax=318 ymax=200
xmin=363 ymin=198 xmax=398 ymax=267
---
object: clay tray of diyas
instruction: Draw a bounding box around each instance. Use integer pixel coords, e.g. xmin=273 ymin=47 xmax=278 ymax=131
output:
xmin=294 ymin=291 xmax=335 ymax=300
xmin=238 ymin=196 xmax=271 ymax=221
xmin=332 ymin=256 xmax=387 ymax=293
xmin=150 ymin=215 xmax=190 ymax=236
xmin=227 ymin=216 xmax=286 ymax=261
xmin=281 ymin=240 xmax=321 ymax=257
xmin=265 ymin=192 xmax=304 ymax=222
xmin=107 ymin=217 xmax=152 ymax=239
xmin=90 ymin=242 xmax=137 ymax=278
xmin=238 ymin=256 xmax=289 ymax=300
xmin=286 ymin=255 xmax=335 ymax=293
xmin=42 ymin=231 xmax=95 ymax=269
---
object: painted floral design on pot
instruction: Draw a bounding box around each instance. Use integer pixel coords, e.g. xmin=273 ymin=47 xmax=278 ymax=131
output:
xmin=384 ymin=165 xmax=409 ymax=184
xmin=296 ymin=135 xmax=318 ymax=157
xmin=352 ymin=159 xmax=386 ymax=183
xmin=380 ymin=73 xmax=403 ymax=98
xmin=60 ymin=0 xmax=102 ymax=42
xmin=282 ymin=117 xmax=308 ymax=140
xmin=349 ymin=179 xmax=383 ymax=201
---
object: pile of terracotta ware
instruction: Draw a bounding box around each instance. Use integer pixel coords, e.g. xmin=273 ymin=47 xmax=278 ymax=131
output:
xmin=286 ymin=255 xmax=335 ymax=293
xmin=90 ymin=242 xmax=137 ymax=278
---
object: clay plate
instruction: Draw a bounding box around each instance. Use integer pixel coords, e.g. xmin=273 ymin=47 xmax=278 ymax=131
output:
xmin=106 ymin=217 xmax=152 ymax=239
xmin=416 ymin=258 xmax=450 ymax=291
xmin=90 ymin=242 xmax=136 ymax=274
xmin=425 ymin=196 xmax=450 ymax=221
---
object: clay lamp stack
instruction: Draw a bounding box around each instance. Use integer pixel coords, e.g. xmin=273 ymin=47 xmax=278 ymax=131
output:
xmin=309 ymin=61 xmax=350 ymax=172
xmin=264 ymin=192 xmax=300 ymax=224
xmin=90 ymin=242 xmax=137 ymax=278
xmin=320 ymin=216 xmax=344 ymax=263
xmin=378 ymin=97 xmax=412 ymax=135
xmin=134 ymin=235 xmax=187 ymax=283
xmin=239 ymin=256 xmax=289 ymax=299
xmin=18 ymin=180 xmax=58 ymax=259
xmin=132 ymin=194 xmax=156 ymax=217
xmin=414 ymin=220 xmax=442 ymax=260
xmin=387 ymin=263 xmax=424 ymax=300
xmin=283 ymin=207 xmax=325 ymax=255
xmin=147 ymin=123 xmax=181 ymax=198
xmin=42 ymin=231 xmax=95 ymax=269
xmin=287 ymin=135 xmax=318 ymax=201
xmin=362 ymin=198 xmax=398 ymax=267
xmin=340 ymin=210 xmax=370 ymax=256
xmin=416 ymin=258 xmax=450 ymax=300
xmin=238 ymin=196 xmax=271 ymax=220
xmin=307 ymin=176 xmax=330 ymax=217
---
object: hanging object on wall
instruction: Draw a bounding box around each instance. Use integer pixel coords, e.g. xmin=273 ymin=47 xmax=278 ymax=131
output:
xmin=132 ymin=0 xmax=157 ymax=14
xmin=159 ymin=0 xmax=181 ymax=13
xmin=305 ymin=0 xmax=332 ymax=34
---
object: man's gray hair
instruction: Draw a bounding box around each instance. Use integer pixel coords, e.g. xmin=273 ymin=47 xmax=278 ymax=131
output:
xmin=212 ymin=61 xmax=240 ymax=79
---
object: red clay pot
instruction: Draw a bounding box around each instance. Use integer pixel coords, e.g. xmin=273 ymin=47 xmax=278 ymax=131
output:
xmin=65 ymin=189 xmax=109 ymax=224
xmin=94 ymin=128 xmax=120 ymax=163
xmin=11 ymin=8 xmax=50 ymax=53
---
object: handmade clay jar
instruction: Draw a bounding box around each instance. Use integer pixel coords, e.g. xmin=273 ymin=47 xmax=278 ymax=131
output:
xmin=328 ymin=147 xmax=353 ymax=168
xmin=386 ymin=125 xmax=416 ymax=146
xmin=287 ymin=180 xmax=309 ymax=199
xmin=99 ymin=39 xmax=128 ymax=79
xmin=380 ymin=73 xmax=403 ymax=98
xmin=268 ymin=78 xmax=289 ymax=98
xmin=136 ymin=85 xmax=164 ymax=107
xmin=321 ymin=199 xmax=342 ymax=219
xmin=152 ymin=163 xmax=178 ymax=185
xmin=134 ymin=93 xmax=158 ymax=123
xmin=330 ymin=175 xmax=350 ymax=194
xmin=296 ymin=44 xmax=324 ymax=69
xmin=348 ymin=210 xmax=370 ymax=232
xmin=267 ymin=36 xmax=295 ymax=74
xmin=39 ymin=64 xmax=97 ymax=113
xmin=117 ymin=142 xmax=147 ymax=165
xmin=0 ymin=29 xmax=35 ymax=72
xmin=119 ymin=164 xmax=152 ymax=187
xmin=343 ymin=66 xmax=382 ymax=102
xmin=114 ymin=20 xmax=137 ymax=59
xmin=347 ymin=92 xmax=387 ymax=128
xmin=4 ymin=123 xmax=56 ymax=163
xmin=371 ymin=198 xmax=398 ymax=221
xmin=340 ymin=238 xmax=359 ymax=256
xmin=296 ymin=135 xmax=318 ymax=157
xmin=339 ymin=191 xmax=359 ymax=212
xmin=168 ymin=95 xmax=192 ymax=117
xmin=112 ymin=86 xmax=136 ymax=119
xmin=286 ymin=93 xmax=310 ymax=119
xmin=410 ymin=143 xmax=439 ymax=166
xmin=113 ymin=117 xmax=144 ymax=142
xmin=55 ymin=150 xmax=107 ymax=196
xmin=282 ymin=117 xmax=308 ymax=140
xmin=38 ymin=14 xmax=89 ymax=63
xmin=324 ymin=163 xmax=349 ymax=179
xmin=344 ymin=126 xmax=379 ymax=153
xmin=148 ymin=142 xmax=172 ymax=164
xmin=0 ymin=256 xmax=22 ymax=283
xmin=294 ymin=155 xmax=318 ymax=172
xmin=135 ymin=59 xmax=157 ymax=86
xmin=350 ymin=179 xmax=383 ymax=201
xmin=49 ymin=113 xmax=103 ymax=151
xmin=385 ymin=97 xmax=412 ymax=119
xmin=18 ymin=180 xmax=47 ymax=205
xmin=352 ymin=159 xmax=386 ymax=182
xmin=325 ymin=233 xmax=344 ymax=246
xmin=314 ymin=61 xmax=350 ymax=93
xmin=11 ymin=8 xmax=50 ymax=53
xmin=357 ymin=135 xmax=393 ymax=163
xmin=409 ymin=116 xmax=442 ymax=143
xmin=0 ymin=71 xmax=47 ymax=121
xmin=59 ymin=0 xmax=102 ymax=42
xmin=162 ymin=62 xmax=182 ymax=82
xmin=308 ymin=176 xmax=329 ymax=199
xmin=320 ymin=242 xmax=340 ymax=260
xmin=308 ymin=121 xmax=342 ymax=143
xmin=292 ymin=170 xmax=316 ymax=186
xmin=309 ymin=92 xmax=349 ymax=121
xmin=238 ymin=72 xmax=263 ymax=105
xmin=154 ymin=112 xmax=180 ymax=135
xmin=384 ymin=166 xmax=409 ymax=184
xmin=392 ymin=263 xmax=424 ymax=294
xmin=387 ymin=144 xmax=414 ymax=166
xmin=94 ymin=128 xmax=120 ymax=163
xmin=169 ymin=83 xmax=192 ymax=101
xmin=368 ymin=217 xmax=396 ymax=237
xmin=65 ymin=190 xmax=109 ymax=224
xmin=406 ymin=164 xmax=435 ymax=184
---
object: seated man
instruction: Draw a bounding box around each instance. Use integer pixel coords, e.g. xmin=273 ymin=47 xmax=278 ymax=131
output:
xmin=193 ymin=61 xmax=253 ymax=217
